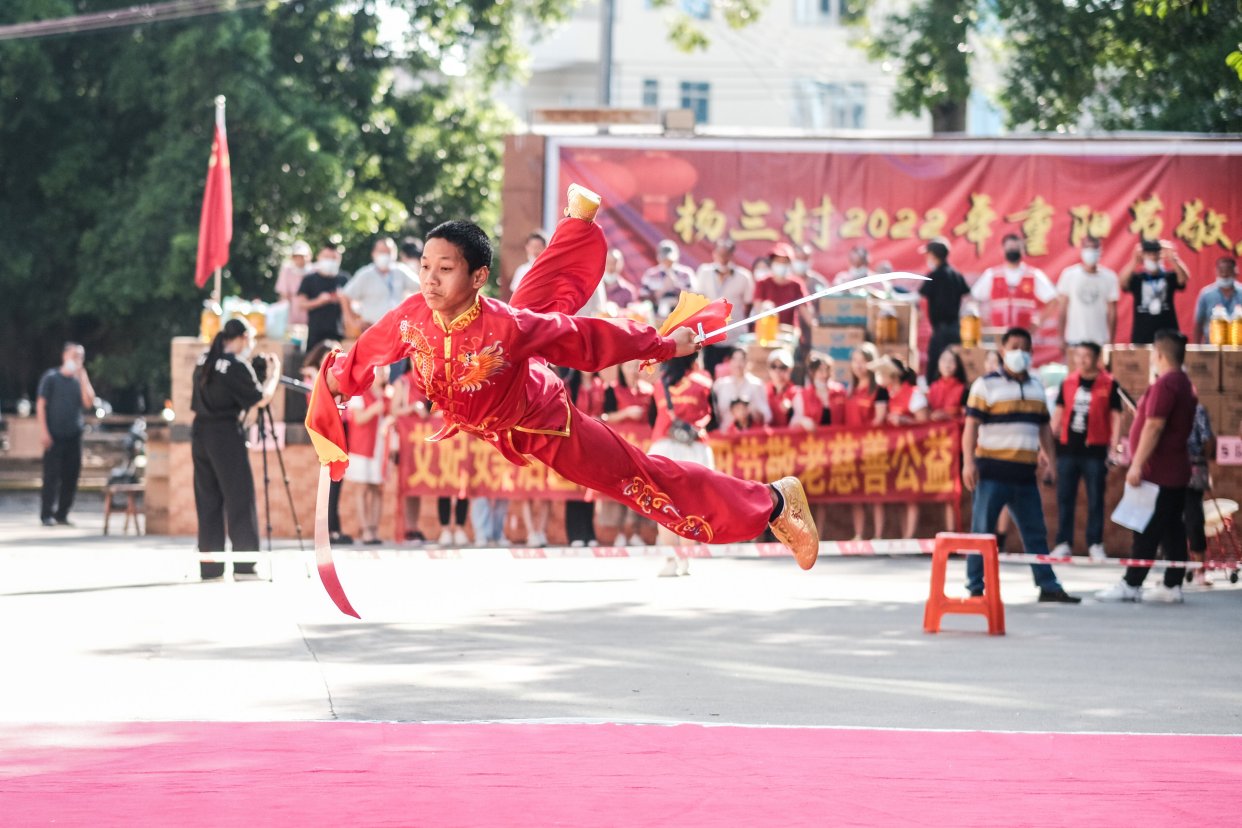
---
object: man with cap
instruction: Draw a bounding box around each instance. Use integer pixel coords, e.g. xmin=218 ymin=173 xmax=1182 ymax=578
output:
xmin=277 ymin=240 xmax=313 ymax=327
xmin=693 ymin=238 xmax=754 ymax=376
xmin=919 ymin=236 xmax=970 ymax=381
xmin=754 ymin=242 xmax=810 ymax=327
xmin=1119 ymin=238 xmax=1188 ymax=344
xmin=641 ymin=239 xmax=696 ymax=319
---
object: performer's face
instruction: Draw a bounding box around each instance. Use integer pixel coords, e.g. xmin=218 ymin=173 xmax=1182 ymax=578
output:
xmin=420 ymin=238 xmax=489 ymax=317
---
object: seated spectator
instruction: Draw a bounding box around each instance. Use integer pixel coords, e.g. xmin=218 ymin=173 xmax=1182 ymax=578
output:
xmin=344 ymin=366 xmax=390 ymax=545
xmin=723 ymin=399 xmax=762 ymax=434
xmin=927 ymin=349 xmax=969 ymax=421
xmin=874 ymin=355 xmax=928 ymax=538
xmin=765 ymin=349 xmax=805 ymax=428
xmin=712 ymin=347 xmax=772 ymax=428
xmin=795 ymin=354 xmax=846 ymax=429
xmin=844 ymin=343 xmax=887 ymax=539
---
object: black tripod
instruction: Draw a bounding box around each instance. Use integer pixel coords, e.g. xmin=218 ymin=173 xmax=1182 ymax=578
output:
xmin=255 ymin=404 xmax=305 ymax=555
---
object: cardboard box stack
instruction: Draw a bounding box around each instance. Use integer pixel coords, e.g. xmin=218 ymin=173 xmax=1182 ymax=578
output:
xmin=1218 ymin=348 xmax=1242 ymax=435
xmin=1106 ymin=345 xmax=1152 ymax=402
xmin=811 ymin=325 xmax=866 ymax=385
xmin=819 ymin=295 xmax=868 ymax=327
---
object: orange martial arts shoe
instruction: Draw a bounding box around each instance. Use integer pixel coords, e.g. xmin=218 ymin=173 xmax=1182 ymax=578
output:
xmin=565 ymin=183 xmax=602 ymax=222
xmin=769 ymin=476 xmax=819 ymax=570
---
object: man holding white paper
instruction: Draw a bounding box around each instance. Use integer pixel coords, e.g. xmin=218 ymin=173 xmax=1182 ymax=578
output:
xmin=1098 ymin=330 xmax=1197 ymax=603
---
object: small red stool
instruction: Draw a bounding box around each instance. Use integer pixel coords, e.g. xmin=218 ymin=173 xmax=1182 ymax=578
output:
xmin=923 ymin=532 xmax=1004 ymax=635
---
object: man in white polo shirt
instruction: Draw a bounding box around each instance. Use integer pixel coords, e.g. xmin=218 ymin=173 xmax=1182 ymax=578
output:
xmin=341 ymin=237 xmax=419 ymax=334
xmin=962 ymin=326 xmax=1080 ymax=603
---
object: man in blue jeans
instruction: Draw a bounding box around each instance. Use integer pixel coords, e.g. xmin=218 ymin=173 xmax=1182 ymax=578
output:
xmin=1051 ymin=342 xmax=1121 ymax=562
xmin=962 ymin=327 xmax=1081 ymax=603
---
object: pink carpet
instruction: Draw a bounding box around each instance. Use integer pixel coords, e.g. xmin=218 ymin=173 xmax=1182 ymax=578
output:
xmin=1 ymin=722 xmax=1237 ymax=826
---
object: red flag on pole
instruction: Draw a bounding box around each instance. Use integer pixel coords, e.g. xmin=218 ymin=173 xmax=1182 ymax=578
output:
xmin=194 ymin=96 xmax=232 ymax=289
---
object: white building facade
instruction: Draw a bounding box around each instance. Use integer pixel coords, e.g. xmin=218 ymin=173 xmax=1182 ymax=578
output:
xmin=501 ymin=0 xmax=932 ymax=134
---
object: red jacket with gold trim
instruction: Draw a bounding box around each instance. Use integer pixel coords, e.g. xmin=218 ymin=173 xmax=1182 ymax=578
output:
xmin=331 ymin=294 xmax=678 ymax=465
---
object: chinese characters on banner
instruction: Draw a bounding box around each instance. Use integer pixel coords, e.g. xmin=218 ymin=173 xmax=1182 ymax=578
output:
xmin=553 ymin=141 xmax=1242 ymax=352
xmin=396 ymin=420 xmax=962 ymax=504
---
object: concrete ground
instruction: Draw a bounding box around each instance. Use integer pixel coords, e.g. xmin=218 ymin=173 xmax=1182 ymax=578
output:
xmin=2 ymin=492 xmax=1239 ymax=735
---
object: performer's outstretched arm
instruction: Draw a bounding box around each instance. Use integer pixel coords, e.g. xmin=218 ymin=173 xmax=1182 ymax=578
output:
xmin=327 ymin=295 xmax=420 ymax=398
xmin=511 ymin=308 xmax=686 ymax=372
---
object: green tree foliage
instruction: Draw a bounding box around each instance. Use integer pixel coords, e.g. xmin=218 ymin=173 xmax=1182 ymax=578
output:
xmin=854 ymin=0 xmax=1241 ymax=134
xmin=0 ymin=0 xmax=569 ymax=409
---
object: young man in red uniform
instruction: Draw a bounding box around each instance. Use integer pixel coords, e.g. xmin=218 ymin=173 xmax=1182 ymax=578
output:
xmin=323 ymin=188 xmax=818 ymax=567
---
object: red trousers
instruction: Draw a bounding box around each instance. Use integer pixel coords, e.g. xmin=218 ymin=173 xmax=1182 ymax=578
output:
xmin=511 ymin=405 xmax=773 ymax=544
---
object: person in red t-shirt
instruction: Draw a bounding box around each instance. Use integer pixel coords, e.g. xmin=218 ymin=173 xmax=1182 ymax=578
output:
xmin=344 ymin=366 xmax=390 ymax=544
xmin=597 ymin=359 xmax=655 ymax=546
xmin=927 ymin=349 xmax=968 ymax=422
xmin=753 ymin=243 xmax=812 ymax=328
xmin=874 ymin=356 xmax=928 ymax=538
xmin=1098 ymin=330 xmax=1197 ymax=603
xmin=765 ymin=349 xmax=805 ymax=428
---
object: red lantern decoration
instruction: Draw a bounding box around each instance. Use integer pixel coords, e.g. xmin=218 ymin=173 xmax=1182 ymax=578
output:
xmin=625 ymin=152 xmax=699 ymax=223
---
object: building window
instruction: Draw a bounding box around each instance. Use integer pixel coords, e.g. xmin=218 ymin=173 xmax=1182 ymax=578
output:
xmin=794 ymin=80 xmax=866 ymax=129
xmin=793 ymin=0 xmax=861 ymax=25
xmin=642 ymin=78 xmax=659 ymax=108
xmin=679 ymin=81 xmax=711 ymax=124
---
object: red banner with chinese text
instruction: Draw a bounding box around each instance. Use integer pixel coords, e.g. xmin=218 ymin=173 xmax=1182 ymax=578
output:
xmin=396 ymin=419 xmax=962 ymax=504
xmin=550 ymin=138 xmax=1242 ymax=359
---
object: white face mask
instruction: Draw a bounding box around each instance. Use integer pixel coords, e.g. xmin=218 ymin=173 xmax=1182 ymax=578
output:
xmin=63 ymin=359 xmax=79 ymax=374
xmin=1217 ymin=277 xmax=1235 ymax=291
xmin=771 ymin=263 xmax=791 ymax=278
xmin=373 ymin=254 xmax=392 ymax=269
xmin=317 ymin=259 xmax=340 ymax=276
xmin=1003 ymin=349 xmax=1031 ymax=375
xmin=1081 ymin=248 xmax=1101 ymax=266
xmin=792 ymin=260 xmax=809 ymax=275
xmin=851 ymin=265 xmax=868 ymax=277
xmin=1143 ymin=257 xmax=1160 ymax=273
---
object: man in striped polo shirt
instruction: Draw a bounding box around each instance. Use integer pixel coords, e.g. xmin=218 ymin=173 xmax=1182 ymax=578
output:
xmin=962 ymin=327 xmax=1081 ymax=603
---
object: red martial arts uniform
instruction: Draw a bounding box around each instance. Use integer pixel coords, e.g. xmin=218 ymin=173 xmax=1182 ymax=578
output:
xmin=330 ymin=219 xmax=774 ymax=544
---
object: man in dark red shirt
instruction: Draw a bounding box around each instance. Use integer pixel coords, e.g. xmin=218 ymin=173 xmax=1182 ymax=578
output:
xmin=753 ymin=243 xmax=809 ymax=326
xmin=1098 ymin=330 xmax=1197 ymax=603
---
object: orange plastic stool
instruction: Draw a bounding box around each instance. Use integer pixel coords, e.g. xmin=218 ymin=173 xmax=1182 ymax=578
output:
xmin=923 ymin=532 xmax=1005 ymax=635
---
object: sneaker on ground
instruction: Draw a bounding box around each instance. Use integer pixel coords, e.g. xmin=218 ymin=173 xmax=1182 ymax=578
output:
xmin=570 ymin=540 xmax=585 ymax=548
xmin=438 ymin=528 xmax=453 ymax=545
xmin=527 ymin=531 xmax=547 ymax=548
xmin=675 ymin=556 xmax=690 ymax=576
xmin=452 ymin=527 xmax=469 ymax=546
xmin=627 ymin=533 xmax=646 ymax=547
xmin=41 ymin=517 xmax=56 ymax=527
xmin=657 ymin=557 xmax=679 ymax=578
xmin=1087 ymin=544 xmax=1108 ymax=562
xmin=1051 ymin=542 xmax=1072 ymax=558
xmin=1146 ymin=584 xmax=1185 ymax=603
xmin=1096 ymin=581 xmax=1142 ymax=602
xmin=1038 ymin=588 xmax=1082 ymax=604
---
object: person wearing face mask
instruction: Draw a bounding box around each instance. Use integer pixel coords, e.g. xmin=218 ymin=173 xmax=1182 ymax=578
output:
xmin=640 ymin=239 xmax=696 ymax=319
xmin=970 ymin=234 xmax=1058 ymax=331
xmin=1119 ymin=238 xmax=1188 ymax=344
xmin=297 ymin=244 xmax=352 ymax=351
xmin=37 ymin=342 xmax=95 ymax=527
xmin=1192 ymin=257 xmax=1239 ymax=344
xmin=191 ymin=318 xmax=282 ymax=579
xmin=754 ymin=242 xmax=810 ymax=327
xmin=693 ymin=238 xmax=754 ymax=376
xmin=1056 ymin=236 xmax=1119 ymax=348
xmin=276 ymin=240 xmax=313 ymax=327
xmin=600 ymin=249 xmax=640 ymax=308
xmin=831 ymin=245 xmax=874 ymax=288
xmin=962 ymin=327 xmax=1081 ymax=603
xmin=341 ymin=237 xmax=420 ymax=336
xmin=918 ymin=237 xmax=970 ymax=381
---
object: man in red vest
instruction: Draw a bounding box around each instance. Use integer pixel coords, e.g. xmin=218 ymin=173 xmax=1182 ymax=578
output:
xmin=1051 ymin=341 xmax=1122 ymax=561
xmin=970 ymin=234 xmax=1057 ymax=330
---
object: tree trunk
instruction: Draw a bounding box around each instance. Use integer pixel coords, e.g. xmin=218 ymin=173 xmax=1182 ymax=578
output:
xmin=931 ymin=99 xmax=967 ymax=134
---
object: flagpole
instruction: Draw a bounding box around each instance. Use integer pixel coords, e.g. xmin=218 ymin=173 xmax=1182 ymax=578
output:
xmin=212 ymin=95 xmax=226 ymax=307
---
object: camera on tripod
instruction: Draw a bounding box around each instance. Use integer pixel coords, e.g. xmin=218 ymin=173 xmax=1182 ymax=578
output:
xmin=252 ymin=353 xmax=311 ymax=394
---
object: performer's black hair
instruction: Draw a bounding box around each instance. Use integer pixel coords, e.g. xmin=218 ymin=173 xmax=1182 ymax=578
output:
xmin=426 ymin=220 xmax=493 ymax=273
xmin=661 ymin=353 xmax=698 ymax=387
xmin=199 ymin=318 xmax=251 ymax=388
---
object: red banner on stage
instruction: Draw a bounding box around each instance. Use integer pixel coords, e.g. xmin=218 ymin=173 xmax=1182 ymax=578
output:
xmin=550 ymin=138 xmax=1242 ymax=355
xmin=396 ymin=419 xmax=961 ymax=504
